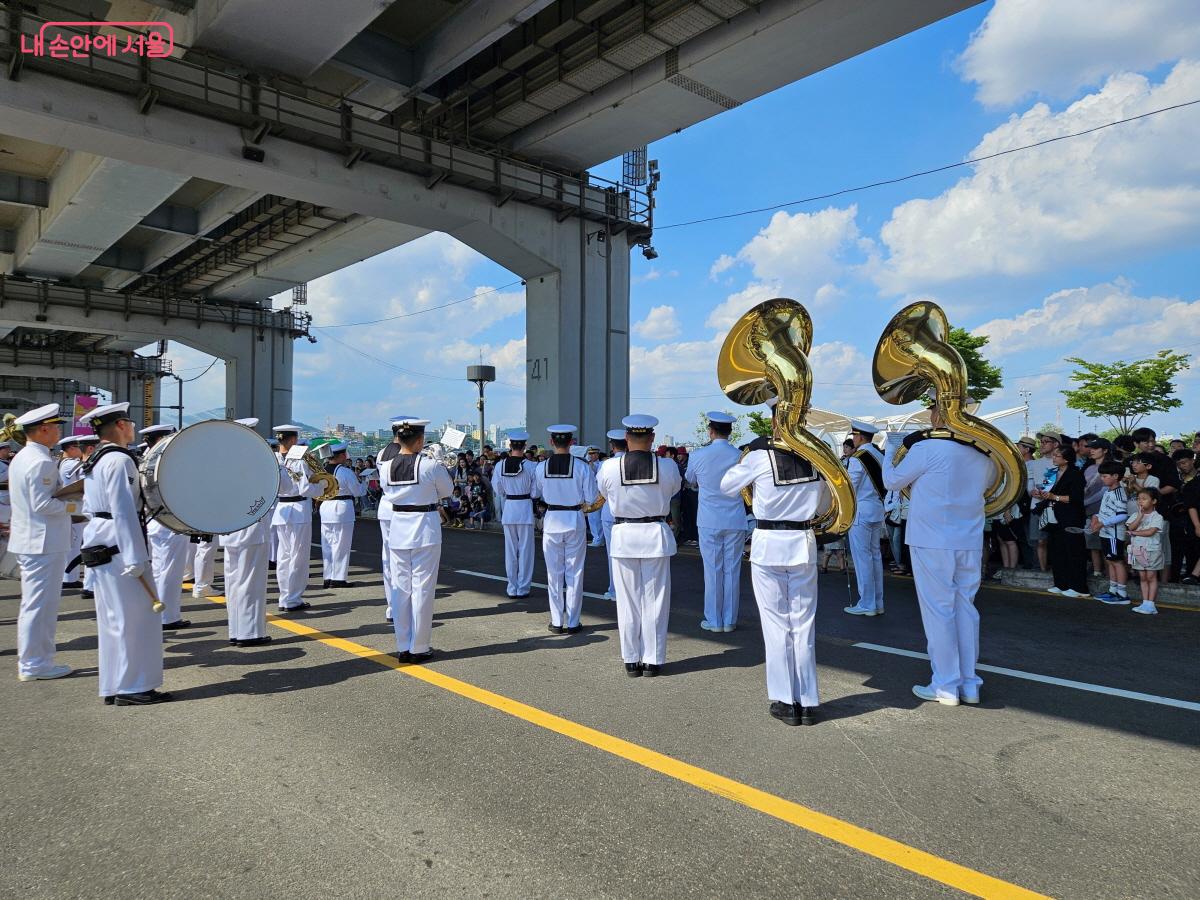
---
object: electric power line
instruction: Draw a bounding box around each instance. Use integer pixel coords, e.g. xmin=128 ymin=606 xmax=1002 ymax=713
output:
xmin=317 ymin=329 xmax=522 ymax=388
xmin=311 ymin=279 xmax=525 ymax=329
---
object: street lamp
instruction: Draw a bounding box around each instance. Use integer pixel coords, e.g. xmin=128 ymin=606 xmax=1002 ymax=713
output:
xmin=467 ymin=365 xmax=496 ymax=453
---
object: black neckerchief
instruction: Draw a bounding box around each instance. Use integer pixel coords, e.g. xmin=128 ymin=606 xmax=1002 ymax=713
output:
xmin=80 ymin=443 xmax=139 ymax=476
xmin=620 ymin=451 xmax=658 ymax=485
xmin=768 ymin=447 xmax=816 ymax=485
xmin=546 ymin=454 xmax=573 ymax=478
xmin=380 ymin=443 xmax=401 ymax=463
xmin=853 ymin=446 xmax=885 ymax=499
xmin=502 ymin=456 xmax=525 ymax=476
xmin=389 ymin=454 xmax=419 ymax=485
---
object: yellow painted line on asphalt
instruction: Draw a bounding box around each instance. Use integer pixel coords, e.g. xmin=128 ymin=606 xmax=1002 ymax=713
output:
xmin=200 ymin=596 xmax=1048 ymax=899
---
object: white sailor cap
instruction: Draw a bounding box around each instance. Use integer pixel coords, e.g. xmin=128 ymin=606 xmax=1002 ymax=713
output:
xmin=706 ymin=410 xmax=736 ymax=425
xmin=507 ymin=429 xmax=530 ymax=443
xmin=235 ymin=417 xmax=259 ymax=428
xmin=327 ymin=441 xmax=348 ymax=454
xmin=14 ymin=403 xmax=65 ymax=428
xmin=392 ymin=417 xmax=429 ymax=437
xmin=547 ymin=423 xmax=577 ymax=435
xmin=272 ymin=424 xmax=301 ymax=434
xmin=569 ymin=444 xmax=590 ymax=458
xmin=56 ymin=435 xmax=81 ymax=448
xmin=79 ymin=402 xmax=132 ymax=431
xmin=139 ymin=423 xmax=176 ymax=437
xmin=848 ymin=418 xmax=880 ymax=436
xmin=606 ymin=428 xmax=626 ymax=441
xmin=622 ymin=414 xmax=658 ymax=434
xmin=77 ymin=435 xmax=100 ymax=447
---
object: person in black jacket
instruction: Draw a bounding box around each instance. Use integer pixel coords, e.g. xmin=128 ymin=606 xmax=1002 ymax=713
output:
xmin=1032 ymin=445 xmax=1090 ymax=596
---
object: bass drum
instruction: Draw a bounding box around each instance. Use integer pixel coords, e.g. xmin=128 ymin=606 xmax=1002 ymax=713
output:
xmin=141 ymin=419 xmax=280 ymax=536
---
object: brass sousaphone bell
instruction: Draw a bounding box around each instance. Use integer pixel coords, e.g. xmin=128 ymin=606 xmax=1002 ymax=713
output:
xmin=717 ymin=298 xmax=855 ymax=537
xmin=872 ymin=300 xmax=1025 ymax=517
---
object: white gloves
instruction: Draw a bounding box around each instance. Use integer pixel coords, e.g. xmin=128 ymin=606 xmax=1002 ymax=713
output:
xmin=121 ymin=563 xmax=144 ymax=579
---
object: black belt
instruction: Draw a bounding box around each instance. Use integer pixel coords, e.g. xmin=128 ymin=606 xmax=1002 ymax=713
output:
xmin=755 ymin=519 xmax=816 ymax=531
xmin=277 ymin=496 xmax=304 ymax=503
xmin=329 ymin=495 xmax=354 ymax=501
xmin=545 ymin=503 xmax=582 ymax=511
xmin=93 ymin=511 xmax=113 ymax=519
xmin=394 ymin=503 xmax=437 ymax=512
xmin=614 ymin=515 xmax=667 ymax=524
xmin=507 ymin=494 xmax=532 ymax=501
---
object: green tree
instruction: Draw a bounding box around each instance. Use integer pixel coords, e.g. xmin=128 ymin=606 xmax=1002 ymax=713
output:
xmin=746 ymin=411 xmax=773 ymax=439
xmin=1062 ymin=351 xmax=1190 ymax=434
xmin=692 ymin=410 xmax=744 ymax=446
xmin=947 ymin=327 xmax=1003 ymax=402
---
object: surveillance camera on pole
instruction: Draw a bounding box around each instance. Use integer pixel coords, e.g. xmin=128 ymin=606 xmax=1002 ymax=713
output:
xmin=467 ymin=365 xmax=496 ymax=453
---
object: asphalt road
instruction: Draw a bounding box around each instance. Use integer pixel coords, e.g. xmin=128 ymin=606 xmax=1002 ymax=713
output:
xmin=1 ymin=523 xmax=1197 ymax=899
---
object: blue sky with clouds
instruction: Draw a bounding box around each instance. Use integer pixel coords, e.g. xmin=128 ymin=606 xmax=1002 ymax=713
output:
xmin=170 ymin=0 xmax=1200 ymax=443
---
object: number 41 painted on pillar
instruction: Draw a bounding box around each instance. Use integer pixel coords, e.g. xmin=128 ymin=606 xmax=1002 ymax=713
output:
xmin=527 ymin=357 xmax=550 ymax=380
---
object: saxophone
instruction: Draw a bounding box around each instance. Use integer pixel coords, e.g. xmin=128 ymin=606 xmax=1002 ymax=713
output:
xmin=871 ymin=300 xmax=1025 ymax=517
xmin=717 ymin=298 xmax=856 ymax=537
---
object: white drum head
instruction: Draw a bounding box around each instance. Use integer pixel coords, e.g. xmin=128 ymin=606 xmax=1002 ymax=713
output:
xmin=152 ymin=420 xmax=279 ymax=534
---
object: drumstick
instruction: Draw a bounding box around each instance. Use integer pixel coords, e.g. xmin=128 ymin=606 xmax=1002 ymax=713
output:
xmin=137 ymin=571 xmax=165 ymax=613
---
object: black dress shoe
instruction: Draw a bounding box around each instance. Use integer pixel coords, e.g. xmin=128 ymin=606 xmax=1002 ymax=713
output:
xmin=102 ymin=696 xmax=115 ymax=706
xmin=408 ymin=649 xmax=435 ymax=663
xmin=769 ymin=701 xmax=801 ymax=726
xmin=162 ymin=619 xmax=192 ymax=630
xmin=625 ymin=663 xmax=642 ymax=677
xmin=564 ymin=624 xmax=582 ymax=635
xmin=643 ymin=664 xmax=661 ymax=678
xmin=228 ymin=638 xmax=240 ymax=646
xmin=81 ymin=590 xmax=95 ymax=600
xmin=62 ymin=581 xmax=83 ymax=589
xmin=547 ymin=623 xmax=564 ymax=634
xmin=114 ymin=689 xmax=174 ymax=706
xmin=268 ymin=561 xmax=277 ymax=571
xmin=512 ymin=593 xmax=531 ymax=599
xmin=323 ymin=580 xmax=331 ymax=589
xmin=278 ymin=602 xmax=311 ymax=613
xmin=797 ymin=705 xmax=816 ymax=726
xmin=395 ymin=650 xmax=413 ymax=662
xmin=238 ymin=636 xmax=273 ymax=647
xmin=332 ymin=580 xmax=360 ymax=588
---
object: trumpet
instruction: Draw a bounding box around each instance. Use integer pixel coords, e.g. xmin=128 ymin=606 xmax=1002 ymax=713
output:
xmin=717 ymin=298 xmax=855 ymax=537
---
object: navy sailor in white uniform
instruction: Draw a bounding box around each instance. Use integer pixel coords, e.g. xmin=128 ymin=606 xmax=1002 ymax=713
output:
xmin=375 ymin=416 xmax=409 ymax=623
xmin=319 ymin=441 xmax=366 ymax=588
xmin=533 ymin=426 xmax=598 ymax=634
xmin=491 ymin=429 xmax=537 ymax=598
xmin=141 ymin=423 xmax=194 ymax=630
xmin=844 ymin=419 xmax=887 ymax=616
xmin=10 ymin=404 xmax=81 ymax=682
xmin=599 ymin=427 xmax=627 ymax=599
xmin=595 ymin=414 xmax=681 ymax=677
xmin=721 ymin=436 xmax=829 ymax=726
xmin=56 ymin=434 xmax=85 ymax=588
xmin=883 ymin=410 xmax=992 ymax=706
xmin=685 ymin=411 xmax=747 ymax=632
xmin=270 ymin=425 xmax=325 ymax=612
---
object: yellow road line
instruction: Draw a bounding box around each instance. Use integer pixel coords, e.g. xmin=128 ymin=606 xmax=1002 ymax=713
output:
xmin=200 ymin=596 xmax=1047 ymax=899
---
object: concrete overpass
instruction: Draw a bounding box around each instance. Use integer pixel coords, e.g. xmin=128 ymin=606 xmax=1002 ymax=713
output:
xmin=0 ymin=0 xmax=979 ymax=439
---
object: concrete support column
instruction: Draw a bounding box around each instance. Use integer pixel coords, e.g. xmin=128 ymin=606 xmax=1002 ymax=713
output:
xmin=525 ymin=224 xmax=629 ymax=445
xmin=223 ymin=327 xmax=294 ymax=435
xmin=108 ymin=373 xmax=159 ymax=429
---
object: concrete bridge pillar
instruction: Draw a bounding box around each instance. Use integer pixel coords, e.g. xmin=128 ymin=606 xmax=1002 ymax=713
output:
xmin=218 ymin=327 xmax=294 ymax=436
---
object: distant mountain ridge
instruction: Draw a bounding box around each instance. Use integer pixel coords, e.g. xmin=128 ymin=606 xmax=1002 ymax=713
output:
xmin=180 ymin=408 xmax=320 ymax=432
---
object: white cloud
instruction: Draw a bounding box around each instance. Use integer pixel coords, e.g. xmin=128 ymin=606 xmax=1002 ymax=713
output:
xmin=960 ymin=0 xmax=1200 ymax=107
xmin=876 ymin=61 xmax=1200 ymax=294
xmin=737 ymin=206 xmax=860 ymax=290
xmin=709 ymin=254 xmax=736 ymax=279
xmin=704 ymin=281 xmax=782 ymax=331
xmin=632 ymin=305 xmax=682 ymax=341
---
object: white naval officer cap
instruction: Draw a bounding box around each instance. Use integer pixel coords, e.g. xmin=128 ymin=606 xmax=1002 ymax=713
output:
xmin=326 ymin=441 xmax=348 ymax=454
xmin=271 ymin=423 xmax=301 ymax=434
xmin=705 ymin=410 xmax=736 ymax=425
xmin=235 ymin=417 xmax=259 ymax=428
xmin=848 ymin=418 xmax=880 ymax=435
xmin=606 ymin=428 xmax=626 ymax=441
xmin=77 ymin=435 xmax=100 ymax=446
xmin=507 ymin=429 xmax=530 ymax=443
xmin=621 ymin=414 xmax=658 ymax=434
xmin=14 ymin=403 xmax=65 ymax=428
xmin=56 ymin=434 xmax=81 ymax=448
xmin=547 ymin=423 xmax=577 ymax=435
xmin=79 ymin=401 xmax=132 ymax=431
xmin=139 ymin=423 xmax=176 ymax=437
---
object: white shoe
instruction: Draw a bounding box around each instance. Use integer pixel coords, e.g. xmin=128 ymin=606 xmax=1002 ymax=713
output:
xmin=1046 ymin=586 xmax=1063 ymax=594
xmin=193 ymin=586 xmax=214 ymax=598
xmin=1061 ymin=589 xmax=1090 ymax=599
xmin=961 ymin=693 xmax=980 ymax=705
xmin=18 ymin=664 xmax=72 ymax=682
xmin=1132 ymin=603 xmax=1158 ymax=615
xmin=721 ymin=624 xmax=735 ymax=633
xmin=912 ymin=684 xmax=959 ymax=706
xmin=700 ymin=621 xmax=721 ymax=632
xmin=843 ymin=605 xmax=877 ymax=616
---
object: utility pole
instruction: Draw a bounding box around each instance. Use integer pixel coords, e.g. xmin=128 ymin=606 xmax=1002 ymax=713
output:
xmin=467 ymin=365 xmax=496 ymax=453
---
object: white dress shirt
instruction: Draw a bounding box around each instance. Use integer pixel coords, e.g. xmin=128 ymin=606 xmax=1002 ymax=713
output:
xmin=8 ymin=442 xmax=74 ymax=555
xmin=491 ymin=457 xmax=538 ymax=525
xmin=533 ymin=454 xmax=597 ymax=535
xmin=685 ymin=439 xmax=746 ymax=531
xmin=383 ymin=454 xmax=453 ymax=549
xmin=720 ymin=449 xmax=829 ymax=566
xmin=595 ymin=452 xmax=681 ymax=558
xmin=321 ymin=463 xmax=366 ymax=524
xmin=883 ymin=439 xmax=991 ymax=550
xmin=81 ymin=446 xmax=149 ymax=567
xmin=848 ymin=444 xmax=886 ymax=524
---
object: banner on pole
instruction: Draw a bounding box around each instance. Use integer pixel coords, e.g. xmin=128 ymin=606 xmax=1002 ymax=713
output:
xmin=72 ymin=394 xmax=98 ymax=436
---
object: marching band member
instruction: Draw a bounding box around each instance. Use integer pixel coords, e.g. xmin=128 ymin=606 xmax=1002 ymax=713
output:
xmin=79 ymin=402 xmax=169 ymax=705
xmin=270 ymin=424 xmax=324 ymax=612
xmin=491 ymin=429 xmax=537 ymax=598
xmin=600 ymin=427 xmax=627 ymax=599
xmin=0 ymin=441 xmax=13 ymax=542
xmin=685 ymin=411 xmax=746 ymax=632
xmin=140 ymin=424 xmax=192 ymax=629
xmin=595 ymin=415 xmax=681 ymax=677
xmin=189 ymin=535 xmax=217 ymax=599
xmin=720 ymin=431 xmax=829 ymax=726
xmin=883 ymin=410 xmax=992 ymax=706
xmin=533 ymin=426 xmax=597 ymax=634
xmin=381 ymin=417 xmax=452 ymax=661
xmin=376 ymin=418 xmax=407 ymax=623
xmin=10 ymin=404 xmax=80 ymax=682
xmin=844 ymin=420 xmax=887 ymax=617
xmin=586 ymin=446 xmax=605 ymax=547
xmin=319 ymin=441 xmax=365 ymax=589
xmin=220 ymin=418 xmax=277 ymax=647
xmin=268 ymin=439 xmax=280 ymax=571
xmin=56 ymin=435 xmax=85 ymax=588
xmin=77 ymin=436 xmax=99 ymax=600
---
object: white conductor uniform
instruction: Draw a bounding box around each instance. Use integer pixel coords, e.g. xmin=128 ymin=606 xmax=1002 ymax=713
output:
xmin=81 ymin=431 xmax=163 ymax=698
xmin=10 ymin=412 xmax=77 ymax=680
xmin=721 ymin=445 xmax=829 ymax=710
xmin=220 ymin=418 xmax=278 ymax=642
xmin=685 ymin=415 xmax=746 ymax=631
xmin=533 ymin=437 xmax=598 ymax=630
xmin=846 ymin=424 xmax=886 ymax=615
xmin=596 ymin=426 xmax=681 ymax=668
xmin=491 ymin=434 xmax=537 ymax=597
xmin=57 ymin=440 xmax=85 ymax=584
xmin=382 ymin=433 xmax=452 ymax=656
xmin=320 ymin=449 xmax=366 ymax=584
xmin=376 ymin=440 xmax=403 ymax=621
xmin=884 ymin=436 xmax=991 ymax=703
xmin=271 ymin=435 xmax=325 ymax=610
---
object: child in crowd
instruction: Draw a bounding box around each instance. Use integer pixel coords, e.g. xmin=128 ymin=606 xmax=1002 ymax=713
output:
xmin=1091 ymin=461 xmax=1130 ymax=604
xmin=447 ymin=487 xmax=466 ymax=528
xmin=468 ymin=497 xmax=487 ymax=530
xmin=1126 ymin=487 xmax=1164 ymax=615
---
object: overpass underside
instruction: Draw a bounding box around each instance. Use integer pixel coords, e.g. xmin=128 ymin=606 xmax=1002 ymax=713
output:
xmin=0 ymin=0 xmax=978 ymax=440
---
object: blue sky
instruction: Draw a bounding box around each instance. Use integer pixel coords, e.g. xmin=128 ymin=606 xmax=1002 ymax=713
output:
xmin=170 ymin=0 xmax=1200 ymax=443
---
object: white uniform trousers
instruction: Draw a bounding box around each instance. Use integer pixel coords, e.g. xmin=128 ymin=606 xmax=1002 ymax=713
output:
xmin=192 ymin=540 xmax=216 ymax=591
xmin=612 ymin=556 xmax=671 ymax=665
xmin=380 ymin=519 xmax=397 ymax=620
xmin=503 ymin=524 xmax=535 ymax=596
xmin=543 ymin=528 xmax=587 ymax=628
xmin=388 ymin=544 xmax=441 ymax=654
xmin=83 ymin=561 xmax=96 ymax=593
xmin=17 ymin=552 xmax=68 ymax=677
xmin=320 ymin=522 xmax=353 ymax=582
xmin=64 ymin=523 xmax=84 ymax=583
xmin=587 ymin=509 xmax=605 ymax=545
xmin=274 ymin=522 xmax=312 ymax=609
xmin=910 ymin=548 xmax=983 ymax=701
xmin=601 ymin=519 xmax=615 ymax=596
xmin=849 ymin=520 xmax=885 ymax=611
xmin=269 ymin=524 xmax=278 ymax=563
xmin=750 ymin=562 xmax=820 ymax=707
xmin=225 ymin=543 xmax=269 ymax=641
xmin=150 ymin=530 xmax=190 ymax=624
xmin=698 ymin=527 xmax=746 ymax=627
xmin=94 ymin=566 xmax=163 ymax=697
